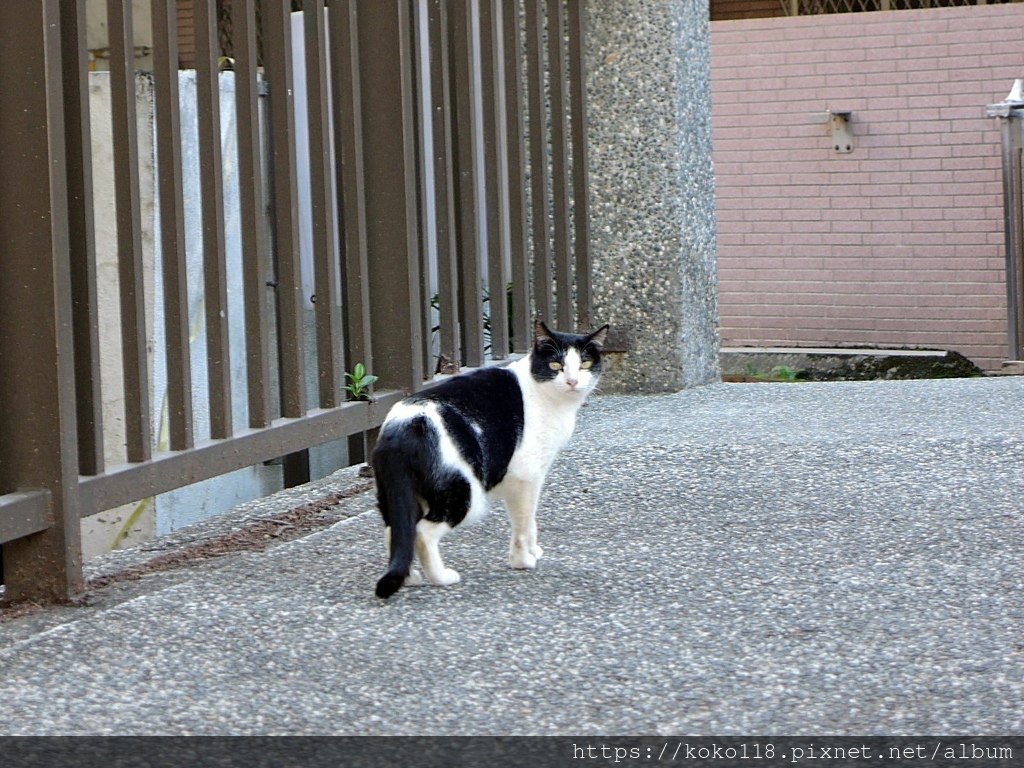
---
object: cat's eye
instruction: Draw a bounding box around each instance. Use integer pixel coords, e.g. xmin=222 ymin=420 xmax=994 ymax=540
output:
xmin=580 ymin=360 xmax=593 ymax=369
xmin=548 ymin=362 xmax=562 ymax=371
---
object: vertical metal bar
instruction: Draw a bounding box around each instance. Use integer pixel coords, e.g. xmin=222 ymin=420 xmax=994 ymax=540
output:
xmin=357 ymin=0 xmax=424 ymax=392
xmin=235 ymin=0 xmax=274 ymax=429
xmin=153 ymin=0 xmax=195 ymax=450
xmin=195 ymin=0 xmax=232 ymax=438
xmin=480 ymin=0 xmax=510 ymax=359
xmin=450 ymin=0 xmax=485 ymax=367
xmin=503 ymin=0 xmax=531 ymax=352
xmin=567 ymin=0 xmax=591 ymax=330
xmin=525 ymin=0 xmax=553 ymax=325
xmin=264 ymin=0 xmax=307 ymax=418
xmin=1000 ymin=115 xmax=1024 ymax=360
xmin=0 ymin=0 xmax=83 ymax=600
xmin=1014 ymin=143 xmax=1024 ymax=360
xmin=428 ymin=0 xmax=460 ymax=372
xmin=328 ymin=0 xmax=373 ymax=378
xmin=412 ymin=0 xmax=434 ymax=381
xmin=547 ymin=0 xmax=572 ymax=331
xmin=305 ymin=0 xmax=343 ymax=408
xmin=61 ymin=0 xmax=104 ymax=474
xmin=329 ymin=0 xmax=373 ymax=462
xmin=108 ymin=0 xmax=152 ymax=462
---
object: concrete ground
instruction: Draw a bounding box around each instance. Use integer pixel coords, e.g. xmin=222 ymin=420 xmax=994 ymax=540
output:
xmin=1 ymin=378 xmax=1023 ymax=735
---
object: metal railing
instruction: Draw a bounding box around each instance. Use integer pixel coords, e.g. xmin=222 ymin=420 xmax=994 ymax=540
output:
xmin=0 ymin=0 xmax=591 ymax=602
xmin=786 ymin=0 xmax=1019 ymax=15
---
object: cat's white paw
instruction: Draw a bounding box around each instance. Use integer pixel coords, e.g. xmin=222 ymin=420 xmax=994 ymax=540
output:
xmin=429 ymin=568 xmax=461 ymax=586
xmin=404 ymin=569 xmax=425 ymax=587
xmin=510 ymin=535 xmax=540 ymax=569
xmin=509 ymin=550 xmax=537 ymax=570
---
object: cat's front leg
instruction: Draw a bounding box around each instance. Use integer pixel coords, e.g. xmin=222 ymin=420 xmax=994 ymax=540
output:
xmin=505 ymin=481 xmax=543 ymax=569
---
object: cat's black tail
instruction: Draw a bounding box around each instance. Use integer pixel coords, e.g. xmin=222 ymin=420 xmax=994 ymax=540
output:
xmin=372 ymin=429 xmax=422 ymax=599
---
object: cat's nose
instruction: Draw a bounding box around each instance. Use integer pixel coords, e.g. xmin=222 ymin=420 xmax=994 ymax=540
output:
xmin=566 ymin=377 xmax=579 ymax=388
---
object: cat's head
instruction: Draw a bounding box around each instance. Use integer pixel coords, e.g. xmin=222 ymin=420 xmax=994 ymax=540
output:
xmin=529 ymin=320 xmax=610 ymax=397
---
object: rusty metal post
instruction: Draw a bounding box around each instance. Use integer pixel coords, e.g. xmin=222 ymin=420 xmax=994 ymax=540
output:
xmin=0 ymin=0 xmax=83 ymax=601
xmin=449 ymin=0 xmax=486 ymax=368
xmin=546 ymin=0 xmax=573 ymax=332
xmin=264 ymin=0 xmax=308 ymax=419
xmin=480 ymin=0 xmax=510 ymax=359
xmin=195 ymin=0 xmax=234 ymax=439
xmin=303 ymin=0 xmax=343 ymax=409
xmin=107 ymin=0 xmax=153 ymax=463
xmin=235 ymin=0 xmax=275 ymax=430
xmin=328 ymin=0 xmax=374 ymax=463
xmin=568 ymin=0 xmax=592 ymax=330
xmin=63 ymin=0 xmax=105 ymax=475
xmin=153 ymin=0 xmax=196 ymax=451
xmin=988 ymin=81 xmax=1024 ymax=363
xmin=425 ymin=0 xmax=461 ymax=371
xmin=356 ymin=0 xmax=425 ymax=393
xmin=525 ymin=0 xmax=553 ymax=325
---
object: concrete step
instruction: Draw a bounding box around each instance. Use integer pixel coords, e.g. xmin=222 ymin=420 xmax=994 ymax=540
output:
xmin=720 ymin=346 xmax=985 ymax=381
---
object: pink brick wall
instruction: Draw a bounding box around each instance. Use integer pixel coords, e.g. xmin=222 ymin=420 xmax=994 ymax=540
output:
xmin=710 ymin=5 xmax=1022 ymax=371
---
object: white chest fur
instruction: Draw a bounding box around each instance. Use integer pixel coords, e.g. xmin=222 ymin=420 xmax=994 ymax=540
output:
xmin=497 ymin=357 xmax=584 ymax=490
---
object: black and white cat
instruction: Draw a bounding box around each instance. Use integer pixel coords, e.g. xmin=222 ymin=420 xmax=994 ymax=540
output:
xmin=372 ymin=321 xmax=609 ymax=599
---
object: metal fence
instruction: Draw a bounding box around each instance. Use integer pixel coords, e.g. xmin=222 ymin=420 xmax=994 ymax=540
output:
xmin=0 ymin=0 xmax=590 ymax=602
xmin=787 ymin=0 xmax=1019 ymax=15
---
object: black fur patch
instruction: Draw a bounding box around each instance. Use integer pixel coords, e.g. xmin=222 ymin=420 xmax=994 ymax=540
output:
xmin=410 ymin=366 xmax=524 ymax=493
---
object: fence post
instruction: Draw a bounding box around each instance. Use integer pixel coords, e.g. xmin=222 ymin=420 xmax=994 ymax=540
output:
xmin=0 ymin=0 xmax=83 ymax=601
xmin=356 ymin=0 xmax=424 ymax=393
xmin=988 ymin=81 xmax=1024 ymax=363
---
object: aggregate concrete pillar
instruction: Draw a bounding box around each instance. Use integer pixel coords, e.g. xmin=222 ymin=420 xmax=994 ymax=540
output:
xmin=586 ymin=0 xmax=720 ymax=393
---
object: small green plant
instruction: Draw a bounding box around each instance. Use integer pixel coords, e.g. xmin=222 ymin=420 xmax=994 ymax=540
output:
xmin=769 ymin=364 xmax=799 ymax=381
xmin=344 ymin=363 xmax=378 ymax=401
xmin=742 ymin=362 xmax=802 ymax=381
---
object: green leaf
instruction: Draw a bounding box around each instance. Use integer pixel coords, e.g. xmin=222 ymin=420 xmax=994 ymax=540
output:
xmin=353 ymin=362 xmax=366 ymax=379
xmin=360 ymin=374 xmax=379 ymax=387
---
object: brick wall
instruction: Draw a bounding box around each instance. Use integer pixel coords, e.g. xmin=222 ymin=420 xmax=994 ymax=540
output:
xmin=177 ymin=0 xmax=195 ymax=69
xmin=711 ymin=5 xmax=1023 ymax=371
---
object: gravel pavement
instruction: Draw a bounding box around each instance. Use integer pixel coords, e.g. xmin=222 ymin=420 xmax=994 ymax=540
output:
xmin=1 ymin=378 xmax=1022 ymax=735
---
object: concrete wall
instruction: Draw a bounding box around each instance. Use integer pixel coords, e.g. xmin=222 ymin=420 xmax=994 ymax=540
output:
xmin=711 ymin=5 xmax=1020 ymax=371
xmin=588 ymin=0 xmax=721 ymax=393
xmin=85 ymin=0 xmax=154 ymax=71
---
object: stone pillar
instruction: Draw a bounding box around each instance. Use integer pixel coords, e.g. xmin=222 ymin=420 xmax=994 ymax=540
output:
xmin=587 ymin=0 xmax=719 ymax=393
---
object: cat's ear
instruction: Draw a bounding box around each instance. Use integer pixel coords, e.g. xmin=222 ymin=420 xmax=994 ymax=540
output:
xmin=534 ymin=319 xmax=554 ymax=344
xmin=585 ymin=324 xmax=610 ymax=351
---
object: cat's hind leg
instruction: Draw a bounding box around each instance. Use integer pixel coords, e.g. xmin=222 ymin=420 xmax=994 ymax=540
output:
xmin=415 ymin=520 xmax=460 ymax=586
xmin=505 ymin=481 xmax=543 ymax=569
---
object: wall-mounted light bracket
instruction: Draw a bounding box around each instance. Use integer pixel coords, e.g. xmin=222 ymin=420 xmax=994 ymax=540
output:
xmin=829 ymin=110 xmax=853 ymax=154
